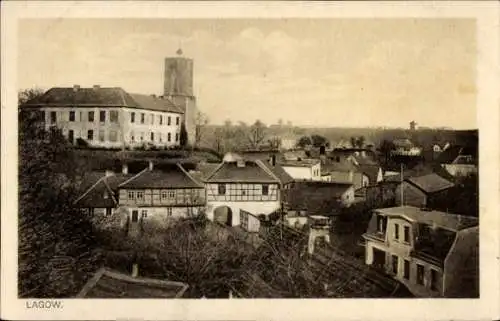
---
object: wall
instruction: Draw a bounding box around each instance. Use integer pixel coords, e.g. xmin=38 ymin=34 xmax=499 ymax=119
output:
xmin=205 ymin=201 xmax=280 ymax=226
xmin=123 ymin=205 xmax=204 ymax=228
xmin=206 ymin=183 xmax=279 ymax=202
xmin=119 ymin=188 xmax=205 ymax=207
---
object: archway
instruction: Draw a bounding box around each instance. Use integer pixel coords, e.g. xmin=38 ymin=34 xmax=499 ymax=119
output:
xmin=213 ymin=206 xmax=233 ymax=226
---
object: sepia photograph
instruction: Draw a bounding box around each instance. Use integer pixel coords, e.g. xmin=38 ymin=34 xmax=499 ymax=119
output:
xmin=2 ymin=1 xmax=500 ymax=320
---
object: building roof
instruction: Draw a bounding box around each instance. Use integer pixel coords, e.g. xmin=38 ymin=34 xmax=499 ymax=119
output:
xmin=437 ymin=145 xmax=477 ymax=165
xmin=205 ymin=160 xmax=279 ymax=183
xmin=393 ymin=138 xmax=415 ymax=148
xmin=374 ymin=206 xmax=478 ymax=231
xmin=258 ymin=160 xmax=295 ymax=185
xmin=119 ymin=164 xmax=203 ymax=189
xmin=406 ymin=173 xmax=454 ymax=194
xmin=22 ymin=87 xmax=182 ymax=114
xmin=279 ymin=159 xmax=320 ymax=168
xmin=189 ymin=162 xmax=221 ymax=183
xmin=358 ymin=164 xmax=381 ymax=184
xmin=74 ymin=172 xmax=134 ymax=208
xmin=76 ymin=268 xmax=189 ymax=298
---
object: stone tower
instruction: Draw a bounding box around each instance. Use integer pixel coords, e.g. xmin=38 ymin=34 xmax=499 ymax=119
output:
xmin=164 ymin=48 xmax=196 ymax=146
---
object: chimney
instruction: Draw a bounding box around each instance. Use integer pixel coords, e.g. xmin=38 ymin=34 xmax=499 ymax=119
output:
xmin=73 ymin=85 xmax=80 ymax=92
xmin=105 ymin=169 xmax=114 ymax=177
xmin=93 ymin=85 xmax=100 ymax=90
xmin=131 ymin=263 xmax=139 ymax=278
xmin=122 ymin=164 xmax=128 ymax=174
xmin=148 ymin=160 xmax=154 ymax=171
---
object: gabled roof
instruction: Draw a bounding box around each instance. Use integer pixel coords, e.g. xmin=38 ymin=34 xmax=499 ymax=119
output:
xmin=22 ymin=87 xmax=182 ymax=114
xmin=119 ymin=164 xmax=203 ymax=189
xmin=74 ymin=172 xmax=134 ymax=208
xmin=205 ymin=160 xmax=279 ymax=183
xmin=406 ymin=173 xmax=454 ymax=194
xmin=258 ymin=160 xmax=295 ymax=185
xmin=374 ymin=206 xmax=478 ymax=232
xmin=77 ymin=268 xmax=189 ymax=298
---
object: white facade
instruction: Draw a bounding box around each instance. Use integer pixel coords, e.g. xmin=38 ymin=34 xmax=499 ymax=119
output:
xmin=40 ymin=106 xmax=182 ymax=149
xmin=282 ymin=162 xmax=321 ymax=181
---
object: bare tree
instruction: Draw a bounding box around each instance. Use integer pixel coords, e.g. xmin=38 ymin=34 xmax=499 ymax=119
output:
xmin=195 ymin=111 xmax=209 ymax=146
xmin=18 ymin=88 xmax=45 ymax=106
xmin=247 ymin=120 xmax=267 ymax=149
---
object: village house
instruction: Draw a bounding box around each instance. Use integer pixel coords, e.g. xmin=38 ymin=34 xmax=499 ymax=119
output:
xmin=438 ymin=145 xmax=478 ymax=177
xmin=74 ymin=166 xmax=135 ymax=216
xmin=280 ymin=158 xmax=322 ymax=181
xmin=391 ymin=138 xmax=423 ymax=157
xmin=362 ymin=206 xmax=479 ymax=297
xmin=21 ymin=51 xmax=198 ymax=148
xmin=204 ymin=154 xmax=293 ymax=227
xmin=117 ymin=162 xmax=206 ymax=228
xmin=395 ymin=173 xmax=454 ymax=208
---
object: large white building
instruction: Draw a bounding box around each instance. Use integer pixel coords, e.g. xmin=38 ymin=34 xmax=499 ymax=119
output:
xmin=21 ymin=50 xmax=197 ymax=148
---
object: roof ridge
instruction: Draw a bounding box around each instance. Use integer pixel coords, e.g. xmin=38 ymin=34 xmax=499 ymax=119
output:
xmin=176 ymin=163 xmax=204 ymax=188
xmin=73 ymin=175 xmax=107 ymax=205
xmin=118 ymin=167 xmax=150 ymax=188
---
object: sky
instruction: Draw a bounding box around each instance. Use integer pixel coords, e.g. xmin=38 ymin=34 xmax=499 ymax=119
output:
xmin=18 ymin=18 xmax=477 ymax=129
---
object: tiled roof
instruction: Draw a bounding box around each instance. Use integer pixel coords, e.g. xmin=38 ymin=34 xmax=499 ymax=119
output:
xmin=77 ymin=268 xmax=189 ymax=298
xmin=21 ymin=87 xmax=182 ymax=114
xmin=119 ymin=164 xmax=203 ymax=189
xmin=258 ymin=161 xmax=295 ymax=185
xmin=206 ymin=161 xmax=278 ymax=183
xmin=189 ymin=163 xmax=221 ymax=183
xmin=75 ymin=172 xmax=134 ymax=208
xmin=374 ymin=206 xmax=478 ymax=231
xmin=406 ymin=173 xmax=454 ymax=193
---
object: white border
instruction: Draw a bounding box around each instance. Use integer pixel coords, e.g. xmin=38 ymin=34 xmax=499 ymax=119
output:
xmin=2 ymin=1 xmax=500 ymax=320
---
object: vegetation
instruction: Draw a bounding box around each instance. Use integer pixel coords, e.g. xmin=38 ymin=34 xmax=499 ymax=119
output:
xmin=18 ymin=109 xmax=101 ymax=297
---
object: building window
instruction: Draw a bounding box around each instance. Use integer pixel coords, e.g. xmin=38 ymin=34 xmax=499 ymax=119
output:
xmin=128 ymin=191 xmax=135 ymax=200
xmin=50 ymin=111 xmax=57 ymax=124
xmin=99 ymin=130 xmax=105 ymax=142
xmin=430 ymin=269 xmax=438 ymax=291
xmin=176 ymin=116 xmax=180 ymax=125
xmin=168 ymin=116 xmax=171 ymax=125
xmin=159 ymin=115 xmax=163 ymax=125
xmin=141 ymin=113 xmax=145 ymax=124
xmin=391 ymin=255 xmax=398 ymax=275
xmin=161 ymin=190 xmax=168 ymax=200
xmin=168 ymin=190 xmax=175 ymax=198
xmin=68 ymin=130 xmax=74 ymax=144
xmin=377 ymin=215 xmax=385 ymax=233
xmin=105 ymin=208 xmax=112 ymax=216
xmin=167 ymin=207 xmax=172 ymax=217
xmin=394 ymin=223 xmax=400 ymax=240
xmin=69 ymin=111 xmax=75 ymax=122
xmin=109 ymin=130 xmax=118 ymax=142
xmin=404 ymin=226 xmax=410 ymax=243
xmin=140 ymin=132 xmax=144 ymax=141
xmin=167 ymin=133 xmax=171 ymax=142
xmin=110 ymin=110 xmax=119 ymax=123
xmin=416 ymin=264 xmax=425 ymax=285
xmin=136 ymin=191 xmax=144 ymax=200
xmin=141 ymin=210 xmax=148 ymax=218
xmin=88 ymin=111 xmax=94 ymax=122
xmin=218 ymin=184 xmax=226 ymax=195
xmin=403 ymin=259 xmax=410 ymax=280
xmin=150 ymin=132 xmax=154 ymax=141
xmin=130 ymin=112 xmax=135 ymax=123
xmin=87 ymin=130 xmax=94 ymax=140
xmin=100 ymin=110 xmax=106 ymax=122
xmin=130 ymin=131 xmax=135 ymax=142
xmin=262 ymin=184 xmax=269 ymax=195
xmin=175 ymin=133 xmax=179 ymax=142
xmin=159 ymin=133 xmax=163 ymax=143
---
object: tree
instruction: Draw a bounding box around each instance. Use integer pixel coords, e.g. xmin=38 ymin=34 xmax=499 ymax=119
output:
xmin=179 ymin=122 xmax=188 ymax=147
xmin=378 ymin=139 xmax=395 ymax=165
xmin=311 ymin=134 xmax=329 ymax=148
xmin=297 ymin=136 xmax=312 ymax=148
xmin=268 ymin=136 xmax=282 ymax=150
xmin=247 ymin=120 xmax=267 ymax=149
xmin=18 ymin=87 xmax=45 ymax=106
xmin=18 ymin=109 xmax=101 ymax=297
xmin=195 ymin=111 xmax=209 ymax=147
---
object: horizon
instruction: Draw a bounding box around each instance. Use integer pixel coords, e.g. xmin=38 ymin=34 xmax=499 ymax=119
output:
xmin=19 ymin=18 xmax=477 ymax=129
